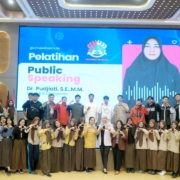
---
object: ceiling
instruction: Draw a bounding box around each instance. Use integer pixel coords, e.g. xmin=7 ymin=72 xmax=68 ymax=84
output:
xmin=0 ymin=0 xmax=179 ymax=26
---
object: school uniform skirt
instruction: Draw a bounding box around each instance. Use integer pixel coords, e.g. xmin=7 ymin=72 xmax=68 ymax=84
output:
xmin=157 ymin=150 xmax=167 ymax=171
xmin=51 ymin=146 xmax=63 ymax=172
xmin=40 ymin=149 xmax=51 ymax=174
xmin=63 ymin=144 xmax=75 ymax=171
xmin=147 ymin=150 xmax=158 ymax=170
xmin=1 ymin=138 xmax=13 ymax=167
xmin=84 ymin=148 xmax=96 ymax=169
xmin=75 ymin=138 xmax=84 ymax=171
xmin=135 ymin=149 xmax=147 ymax=171
xmin=11 ymin=139 xmax=27 ymax=170
xmin=125 ymin=143 xmax=135 ymax=169
xmin=166 ymin=151 xmax=179 ymax=173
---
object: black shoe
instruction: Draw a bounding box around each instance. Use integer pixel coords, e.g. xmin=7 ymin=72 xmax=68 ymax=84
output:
xmin=46 ymin=173 xmax=52 ymax=177
xmin=130 ymin=168 xmax=135 ymax=173
xmin=19 ymin=169 xmax=24 ymax=174
xmin=172 ymin=172 xmax=178 ymax=178
xmin=126 ymin=169 xmax=130 ymax=173
xmin=5 ymin=171 xmax=11 ymax=176
xmin=89 ymin=168 xmax=94 ymax=171
xmin=85 ymin=168 xmax=91 ymax=173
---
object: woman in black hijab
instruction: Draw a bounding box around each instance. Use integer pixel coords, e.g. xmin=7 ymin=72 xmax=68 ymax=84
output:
xmin=123 ymin=37 xmax=180 ymax=108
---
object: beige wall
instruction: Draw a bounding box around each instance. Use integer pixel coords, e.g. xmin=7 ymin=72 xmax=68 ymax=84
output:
xmin=0 ymin=24 xmax=18 ymax=108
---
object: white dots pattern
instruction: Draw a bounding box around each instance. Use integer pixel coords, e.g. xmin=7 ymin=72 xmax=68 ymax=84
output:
xmin=27 ymin=0 xmax=180 ymax=19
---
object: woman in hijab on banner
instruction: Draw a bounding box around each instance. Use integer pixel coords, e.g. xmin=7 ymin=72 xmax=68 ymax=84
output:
xmin=123 ymin=37 xmax=180 ymax=108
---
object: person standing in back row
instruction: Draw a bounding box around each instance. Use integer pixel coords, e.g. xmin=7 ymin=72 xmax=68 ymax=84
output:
xmin=68 ymin=95 xmax=84 ymax=125
xmin=174 ymin=94 xmax=180 ymax=123
xmin=98 ymin=96 xmax=113 ymax=125
xmin=160 ymin=96 xmax=176 ymax=129
xmin=54 ymin=97 xmax=69 ymax=127
xmin=145 ymin=96 xmax=161 ymax=126
xmin=113 ymin=95 xmax=129 ymax=125
xmin=130 ymin=99 xmax=149 ymax=126
xmin=42 ymin=94 xmax=56 ymax=127
xmin=22 ymin=93 xmax=43 ymax=125
xmin=84 ymin=94 xmax=98 ymax=124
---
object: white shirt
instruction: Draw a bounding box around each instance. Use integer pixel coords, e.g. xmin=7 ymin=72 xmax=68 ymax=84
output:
xmin=98 ymin=123 xmax=114 ymax=146
xmin=84 ymin=102 xmax=98 ymax=123
xmin=98 ymin=103 xmax=113 ymax=121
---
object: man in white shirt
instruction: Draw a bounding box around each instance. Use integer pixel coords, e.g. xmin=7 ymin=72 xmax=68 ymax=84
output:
xmin=84 ymin=93 xmax=98 ymax=123
xmin=98 ymin=96 xmax=113 ymax=124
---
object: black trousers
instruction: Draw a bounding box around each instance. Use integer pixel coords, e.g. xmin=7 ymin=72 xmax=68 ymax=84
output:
xmin=100 ymin=145 xmax=110 ymax=169
xmin=112 ymin=144 xmax=124 ymax=171
xmin=27 ymin=143 xmax=39 ymax=172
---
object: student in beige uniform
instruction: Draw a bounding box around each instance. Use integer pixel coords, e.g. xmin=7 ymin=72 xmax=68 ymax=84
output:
xmin=157 ymin=120 xmax=168 ymax=176
xmin=63 ymin=120 xmax=78 ymax=172
xmin=147 ymin=119 xmax=160 ymax=174
xmin=51 ymin=121 xmax=64 ymax=172
xmin=39 ymin=120 xmax=53 ymax=177
xmin=124 ymin=118 xmax=136 ymax=173
xmin=75 ymin=119 xmax=85 ymax=171
xmin=167 ymin=121 xmax=180 ymax=178
xmin=135 ymin=121 xmax=148 ymax=172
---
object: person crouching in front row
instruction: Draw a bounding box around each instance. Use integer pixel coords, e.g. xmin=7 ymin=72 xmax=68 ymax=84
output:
xmin=39 ymin=120 xmax=53 ymax=177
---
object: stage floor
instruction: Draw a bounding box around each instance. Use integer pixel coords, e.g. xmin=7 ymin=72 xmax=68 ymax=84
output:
xmin=0 ymin=170 xmax=175 ymax=180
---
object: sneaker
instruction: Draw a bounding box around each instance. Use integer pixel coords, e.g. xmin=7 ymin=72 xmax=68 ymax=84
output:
xmin=103 ymin=168 xmax=108 ymax=174
xmin=30 ymin=171 xmax=37 ymax=175
xmin=19 ymin=169 xmax=24 ymax=174
xmin=151 ymin=170 xmax=156 ymax=175
xmin=46 ymin=173 xmax=52 ymax=177
xmin=5 ymin=171 xmax=11 ymax=176
xmin=159 ymin=171 xmax=166 ymax=176
xmin=114 ymin=171 xmax=120 ymax=175
xmin=44 ymin=173 xmax=52 ymax=177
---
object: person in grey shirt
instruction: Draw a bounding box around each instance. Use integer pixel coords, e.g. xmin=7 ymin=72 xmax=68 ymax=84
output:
xmin=113 ymin=95 xmax=129 ymax=125
xmin=42 ymin=94 xmax=56 ymax=127
xmin=68 ymin=95 xmax=84 ymax=125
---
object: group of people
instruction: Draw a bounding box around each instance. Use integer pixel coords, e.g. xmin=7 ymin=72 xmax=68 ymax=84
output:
xmin=0 ymin=92 xmax=180 ymax=178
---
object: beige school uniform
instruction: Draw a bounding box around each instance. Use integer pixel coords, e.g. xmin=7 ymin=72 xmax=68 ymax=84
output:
xmin=135 ymin=128 xmax=148 ymax=171
xmin=147 ymin=129 xmax=160 ymax=170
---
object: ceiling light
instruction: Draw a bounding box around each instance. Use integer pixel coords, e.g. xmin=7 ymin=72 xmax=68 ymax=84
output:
xmin=59 ymin=0 xmax=156 ymax=11
xmin=7 ymin=0 xmax=14 ymax=5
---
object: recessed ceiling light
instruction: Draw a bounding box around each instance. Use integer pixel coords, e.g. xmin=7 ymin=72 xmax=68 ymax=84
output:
xmin=7 ymin=0 xmax=14 ymax=5
xmin=59 ymin=0 xmax=156 ymax=11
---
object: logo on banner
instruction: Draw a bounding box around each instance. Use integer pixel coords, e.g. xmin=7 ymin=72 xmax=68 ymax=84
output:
xmin=87 ymin=40 xmax=107 ymax=58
